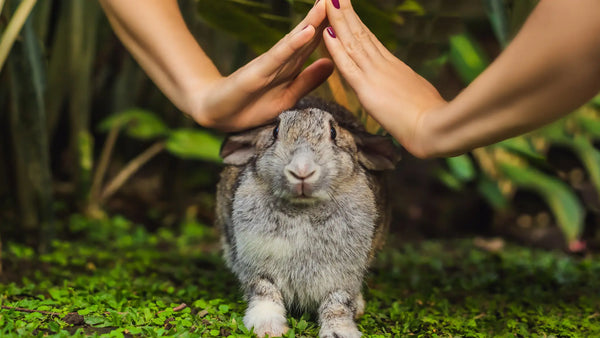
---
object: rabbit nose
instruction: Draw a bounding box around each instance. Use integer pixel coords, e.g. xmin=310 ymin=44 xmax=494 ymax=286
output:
xmin=284 ymin=153 xmax=320 ymax=184
xmin=287 ymin=167 xmax=316 ymax=181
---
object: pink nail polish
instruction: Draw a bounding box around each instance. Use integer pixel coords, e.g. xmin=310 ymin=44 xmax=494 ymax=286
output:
xmin=326 ymin=26 xmax=336 ymax=38
xmin=332 ymin=0 xmax=340 ymax=9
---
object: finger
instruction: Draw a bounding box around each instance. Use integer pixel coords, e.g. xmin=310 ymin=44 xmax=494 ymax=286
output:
xmin=252 ymin=1 xmax=326 ymax=79
xmin=322 ymin=27 xmax=363 ymax=85
xmin=285 ymin=58 xmax=334 ymax=102
xmin=325 ymin=0 xmax=378 ymax=68
xmin=272 ymin=0 xmax=327 ymax=62
xmin=290 ymin=0 xmax=326 ymax=35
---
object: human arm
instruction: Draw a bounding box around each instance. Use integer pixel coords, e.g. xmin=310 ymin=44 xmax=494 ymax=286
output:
xmin=323 ymin=0 xmax=600 ymax=158
xmin=99 ymin=0 xmax=333 ymax=131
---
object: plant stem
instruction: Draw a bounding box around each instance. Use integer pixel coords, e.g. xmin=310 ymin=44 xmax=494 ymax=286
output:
xmin=0 ymin=0 xmax=6 ymax=15
xmin=0 ymin=0 xmax=38 ymax=72
xmin=99 ymin=141 xmax=165 ymax=203
xmin=90 ymin=126 xmax=120 ymax=204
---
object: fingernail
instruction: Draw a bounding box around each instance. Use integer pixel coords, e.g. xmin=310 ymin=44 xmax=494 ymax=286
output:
xmin=326 ymin=26 xmax=336 ymax=38
xmin=303 ymin=25 xmax=309 ymax=30
xmin=332 ymin=0 xmax=340 ymax=9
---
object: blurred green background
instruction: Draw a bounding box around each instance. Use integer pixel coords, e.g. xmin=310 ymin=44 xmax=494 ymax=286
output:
xmin=1 ymin=0 xmax=600 ymax=254
xmin=2 ymin=0 xmax=600 ymax=336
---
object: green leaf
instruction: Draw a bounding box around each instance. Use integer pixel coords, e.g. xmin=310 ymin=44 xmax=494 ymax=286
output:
xmin=576 ymin=115 xmax=600 ymax=139
xmin=218 ymin=304 xmax=229 ymax=314
xmin=197 ymin=0 xmax=283 ymax=54
xmin=446 ymin=154 xmax=476 ymax=182
xmin=477 ymin=175 xmax=508 ymax=209
xmin=98 ymin=109 xmax=170 ymax=140
xmin=449 ymin=33 xmax=490 ymax=84
xmin=563 ymin=135 xmax=600 ymax=195
xmin=494 ymin=137 xmax=551 ymax=171
xmin=225 ymin=0 xmax=270 ymax=10
xmin=396 ymin=0 xmax=426 ymax=15
xmin=165 ymin=129 xmax=223 ymax=162
xmin=499 ymin=162 xmax=584 ymax=242
xmin=483 ymin=0 xmax=510 ymax=48
xmin=434 ymin=168 xmax=463 ymax=191
xmin=47 ymin=320 xmax=60 ymax=333
xmin=591 ymin=93 xmax=600 ymax=108
xmin=496 ymin=137 xmax=540 ymax=159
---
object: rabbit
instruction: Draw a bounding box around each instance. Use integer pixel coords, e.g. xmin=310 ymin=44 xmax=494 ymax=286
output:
xmin=215 ymin=97 xmax=400 ymax=338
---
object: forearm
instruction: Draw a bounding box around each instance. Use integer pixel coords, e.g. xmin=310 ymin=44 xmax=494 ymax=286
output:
xmin=419 ymin=0 xmax=600 ymax=158
xmin=99 ymin=0 xmax=221 ymax=116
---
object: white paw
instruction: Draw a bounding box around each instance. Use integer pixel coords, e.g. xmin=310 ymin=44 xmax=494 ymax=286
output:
xmin=319 ymin=321 xmax=361 ymax=338
xmin=243 ymin=299 xmax=289 ymax=337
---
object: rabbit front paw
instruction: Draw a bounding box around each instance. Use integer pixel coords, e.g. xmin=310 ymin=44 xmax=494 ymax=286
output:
xmin=319 ymin=322 xmax=362 ymax=338
xmin=243 ymin=299 xmax=289 ymax=338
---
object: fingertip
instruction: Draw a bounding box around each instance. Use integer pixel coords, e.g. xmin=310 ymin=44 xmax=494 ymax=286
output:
xmin=290 ymin=24 xmax=315 ymax=48
xmin=326 ymin=26 xmax=336 ymax=38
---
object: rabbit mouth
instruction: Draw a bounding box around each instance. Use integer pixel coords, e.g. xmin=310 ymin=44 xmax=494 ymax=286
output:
xmin=291 ymin=182 xmax=314 ymax=198
xmin=286 ymin=182 xmax=325 ymax=203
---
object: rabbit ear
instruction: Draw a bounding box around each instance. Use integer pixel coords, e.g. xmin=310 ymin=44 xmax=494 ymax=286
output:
xmin=220 ymin=130 xmax=261 ymax=165
xmin=355 ymin=133 xmax=401 ymax=171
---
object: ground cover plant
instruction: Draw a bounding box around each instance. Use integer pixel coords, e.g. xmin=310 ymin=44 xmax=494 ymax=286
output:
xmin=1 ymin=215 xmax=599 ymax=337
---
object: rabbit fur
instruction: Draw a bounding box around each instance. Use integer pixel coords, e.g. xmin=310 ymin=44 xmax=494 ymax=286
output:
xmin=215 ymin=97 xmax=399 ymax=338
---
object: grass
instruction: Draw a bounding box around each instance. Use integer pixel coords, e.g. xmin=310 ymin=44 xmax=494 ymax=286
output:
xmin=1 ymin=214 xmax=599 ymax=337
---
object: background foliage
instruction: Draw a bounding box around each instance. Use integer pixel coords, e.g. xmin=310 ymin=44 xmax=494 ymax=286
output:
xmin=1 ymin=0 xmax=600 ymax=336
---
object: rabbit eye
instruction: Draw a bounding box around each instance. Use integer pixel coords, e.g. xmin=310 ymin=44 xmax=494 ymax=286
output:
xmin=273 ymin=124 xmax=279 ymax=139
xmin=330 ymin=125 xmax=337 ymax=140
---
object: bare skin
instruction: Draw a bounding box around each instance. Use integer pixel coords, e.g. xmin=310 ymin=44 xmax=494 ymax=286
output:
xmin=323 ymin=0 xmax=600 ymax=158
xmin=99 ymin=0 xmax=334 ymax=131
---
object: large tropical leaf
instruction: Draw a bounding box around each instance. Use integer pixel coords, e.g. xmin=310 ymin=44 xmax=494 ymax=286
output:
xmin=6 ymin=1 xmax=54 ymax=249
xmin=196 ymin=0 xmax=284 ymax=54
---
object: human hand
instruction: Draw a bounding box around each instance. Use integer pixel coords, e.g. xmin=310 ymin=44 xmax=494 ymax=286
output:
xmin=192 ymin=1 xmax=334 ymax=132
xmin=323 ymin=0 xmax=446 ymax=158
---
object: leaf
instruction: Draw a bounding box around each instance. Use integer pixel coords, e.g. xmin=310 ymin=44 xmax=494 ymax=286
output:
xmin=448 ymin=33 xmax=490 ymax=84
xmin=197 ymin=0 xmax=283 ymax=54
xmin=483 ymin=0 xmax=510 ymax=47
xmin=558 ymin=135 xmax=600 ymax=195
xmin=499 ymin=162 xmax=584 ymax=242
xmin=6 ymin=0 xmax=55 ymax=247
xmin=446 ymin=154 xmax=476 ymax=182
xmin=165 ymin=129 xmax=223 ymax=163
xmin=434 ymin=168 xmax=463 ymax=191
xmin=225 ymin=0 xmax=270 ymax=9
xmin=495 ymin=137 xmax=539 ymax=159
xmin=47 ymin=320 xmax=61 ymax=333
xmin=576 ymin=115 xmax=600 ymax=139
xmin=396 ymin=0 xmax=426 ymax=15
xmin=591 ymin=93 xmax=600 ymax=108
xmin=495 ymin=138 xmax=551 ymax=171
xmin=477 ymin=175 xmax=508 ymax=209
xmin=98 ymin=109 xmax=171 ymax=141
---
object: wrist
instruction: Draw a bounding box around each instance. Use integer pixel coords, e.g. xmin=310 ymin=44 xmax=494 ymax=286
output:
xmin=403 ymin=101 xmax=450 ymax=159
xmin=182 ymin=75 xmax=224 ymax=128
